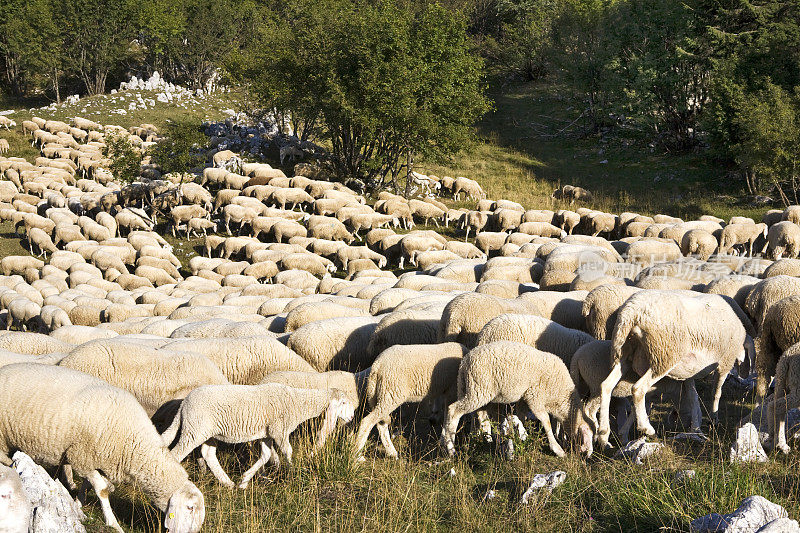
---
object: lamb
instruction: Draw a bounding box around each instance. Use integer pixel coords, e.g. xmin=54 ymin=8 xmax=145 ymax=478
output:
xmin=596 ymin=291 xmax=752 ymax=447
xmin=0 ymin=363 xmax=205 ymax=533
xmin=58 ymin=340 xmax=229 ymax=415
xmin=475 ymin=313 xmax=594 ymax=365
xmin=287 ymin=316 xmax=381 ymax=371
xmin=161 ymin=383 xmax=355 ymax=488
xmin=441 ymin=341 xmax=593 ymax=457
xmin=163 ymin=336 xmax=316 ymax=385
xmin=354 ymin=343 xmax=468 ymax=459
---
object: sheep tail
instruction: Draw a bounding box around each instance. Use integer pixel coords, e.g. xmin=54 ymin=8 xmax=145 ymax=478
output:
xmin=610 ymin=305 xmax=636 ymax=365
xmin=160 ymin=408 xmax=182 ymax=448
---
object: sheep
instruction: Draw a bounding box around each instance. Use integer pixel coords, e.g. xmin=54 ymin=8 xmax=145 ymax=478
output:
xmin=570 ymin=340 xmax=701 ymax=442
xmin=718 ymin=222 xmax=768 ymax=256
xmin=704 ymin=274 xmax=760 ymax=310
xmin=765 ymin=342 xmax=800 ymax=454
xmin=476 ymin=313 xmax=594 ymax=365
xmin=0 ymin=138 xmax=8 ymax=155
xmin=170 ymin=205 xmax=208 ymax=237
xmin=441 ymin=341 xmax=593 ymax=457
xmin=1 ymin=256 xmax=43 ymax=277
xmin=452 ymin=177 xmax=485 ymax=201
xmin=681 ymin=229 xmax=717 ymax=260
xmin=0 ymin=331 xmax=73 ymax=355
xmin=744 ymin=275 xmax=800 ymax=333
xmin=354 ymin=343 xmax=468 ymax=459
xmin=162 ymin=383 xmax=355 ymax=488
xmin=58 ymin=340 xmax=229 ymax=415
xmin=767 ymin=221 xmax=800 ymax=259
xmin=0 ymin=363 xmax=205 ymax=533
xmin=163 ymin=336 xmax=315 ymax=385
xmin=625 ymin=239 xmax=682 ymax=266
xmin=287 ymin=316 xmax=381 ymax=371
xmin=0 ymin=116 xmax=16 ymax=130
xmin=438 ymin=292 xmax=542 ymax=347
xmin=475 ymin=232 xmax=508 ymax=255
xmin=259 ymin=370 xmax=363 ymax=411
xmin=336 ymin=245 xmax=387 ymax=270
xmin=581 ymin=285 xmax=642 ymax=339
xmin=754 ymin=295 xmax=800 ymax=400
xmin=366 ymin=308 xmax=442 ymax=357
xmin=517 ymin=290 xmax=588 ymax=330
xmin=26 ymin=227 xmax=57 ymax=258
xmin=0 ymin=459 xmax=30 ymax=533
xmin=596 ymin=291 xmax=752 ymax=447
xmin=284 ymin=301 xmax=369 ymax=332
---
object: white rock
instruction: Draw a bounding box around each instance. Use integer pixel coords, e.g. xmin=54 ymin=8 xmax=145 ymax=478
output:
xmin=0 ymin=109 xmax=15 ymax=116
xmin=0 ymin=462 xmax=31 ymax=533
xmin=730 ymin=423 xmax=768 ymax=464
xmin=674 ymin=469 xmax=696 ymax=484
xmin=12 ymin=451 xmax=86 ymax=532
xmin=483 ymin=489 xmax=496 ymax=501
xmin=614 ymin=437 xmax=665 ymax=465
xmin=756 ymin=518 xmax=800 ymax=532
xmin=519 ymin=471 xmax=566 ymax=505
xmin=690 ymin=495 xmax=788 ymax=532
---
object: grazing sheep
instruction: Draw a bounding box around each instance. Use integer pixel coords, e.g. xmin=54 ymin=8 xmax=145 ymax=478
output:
xmin=438 ymin=292 xmax=539 ymax=347
xmin=570 ymin=340 xmax=701 ymax=441
xmin=0 ymin=363 xmax=205 ymax=533
xmin=287 ymin=316 xmax=381 ymax=371
xmin=366 ymin=308 xmax=442 ymax=357
xmin=162 ymin=383 xmax=355 ymax=488
xmin=259 ymin=370 xmax=364 ymax=412
xmin=745 ymin=275 xmax=800 ymax=333
xmin=718 ymin=223 xmax=768 ymax=256
xmin=163 ymin=336 xmax=315 ymax=384
xmin=765 ymin=343 xmax=800 ymax=454
xmin=767 ymin=221 xmax=800 ymax=259
xmin=596 ymin=291 xmax=752 ymax=447
xmin=754 ymin=295 xmax=800 ymax=400
xmin=476 ymin=313 xmax=594 ymax=365
xmin=354 ymin=342 xmax=468 ymax=458
xmin=58 ymin=340 xmax=229 ymax=415
xmin=441 ymin=341 xmax=593 ymax=457
xmin=284 ymin=301 xmax=369 ymax=332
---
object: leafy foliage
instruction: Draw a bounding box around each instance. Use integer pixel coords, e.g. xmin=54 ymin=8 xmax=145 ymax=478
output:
xmin=150 ymin=121 xmax=208 ymax=175
xmin=104 ymin=133 xmax=142 ymax=184
xmin=233 ymin=0 xmax=490 ymax=190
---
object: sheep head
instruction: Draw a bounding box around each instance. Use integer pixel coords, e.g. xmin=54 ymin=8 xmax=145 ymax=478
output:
xmin=164 ymin=481 xmax=205 ymax=533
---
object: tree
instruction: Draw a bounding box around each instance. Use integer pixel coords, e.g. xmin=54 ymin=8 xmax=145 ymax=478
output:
xmin=234 ymin=0 xmax=489 ymax=191
xmin=105 ymin=133 xmax=142 ymax=184
xmin=60 ymin=0 xmax=140 ymax=95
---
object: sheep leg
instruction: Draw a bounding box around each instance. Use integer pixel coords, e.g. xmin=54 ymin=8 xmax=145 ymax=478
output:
xmin=238 ymin=440 xmax=272 ymax=489
xmin=597 ymin=362 xmax=623 ymax=447
xmin=631 ymin=369 xmax=658 ymax=437
xmin=86 ymin=470 xmax=123 ymax=533
xmin=61 ymin=464 xmax=78 ymax=492
xmin=376 ymin=418 xmax=398 ymax=459
xmin=200 ymin=443 xmax=235 ymax=488
xmin=476 ymin=409 xmax=494 ymax=442
xmin=710 ymin=370 xmax=727 ymax=425
xmin=272 ymin=432 xmax=293 ymax=466
xmin=354 ymin=409 xmax=383 ymax=457
xmin=530 ymin=408 xmax=565 ymax=458
xmin=442 ymin=396 xmax=489 ymax=455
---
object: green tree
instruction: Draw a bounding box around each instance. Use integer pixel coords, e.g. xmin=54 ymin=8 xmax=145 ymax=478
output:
xmin=234 ymin=0 xmax=489 ymax=190
xmin=150 ymin=121 xmax=208 ymax=175
xmin=105 ymin=133 xmax=142 ymax=184
xmin=60 ymin=0 xmax=140 ymax=95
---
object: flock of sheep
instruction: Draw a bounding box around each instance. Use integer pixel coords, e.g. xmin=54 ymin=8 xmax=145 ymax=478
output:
xmin=1 ymin=112 xmax=800 ymax=532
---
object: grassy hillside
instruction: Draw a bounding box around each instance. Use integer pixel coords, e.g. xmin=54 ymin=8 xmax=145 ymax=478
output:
xmin=422 ymin=82 xmax=769 ymax=222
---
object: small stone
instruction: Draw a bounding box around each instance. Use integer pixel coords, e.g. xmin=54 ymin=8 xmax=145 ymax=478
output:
xmin=519 ymin=471 xmax=566 ymax=505
xmin=730 ymin=423 xmax=768 ymax=464
xmin=483 ymin=489 xmax=496 ymax=501
xmin=614 ymin=437 xmax=665 ymax=465
xmin=756 ymin=517 xmax=800 ymax=532
xmin=674 ymin=469 xmax=696 ymax=484
xmin=448 ymin=468 xmax=456 ymax=478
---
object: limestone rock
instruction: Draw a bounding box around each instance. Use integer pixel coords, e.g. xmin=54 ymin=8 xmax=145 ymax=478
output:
xmin=614 ymin=437 xmax=665 ymax=465
xmin=730 ymin=423 xmax=768 ymax=463
xmin=691 ymin=495 xmax=788 ymax=532
xmin=519 ymin=471 xmax=566 ymax=505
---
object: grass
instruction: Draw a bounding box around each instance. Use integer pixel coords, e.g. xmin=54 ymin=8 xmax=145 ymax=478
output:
xmin=77 ymin=383 xmax=800 ymax=532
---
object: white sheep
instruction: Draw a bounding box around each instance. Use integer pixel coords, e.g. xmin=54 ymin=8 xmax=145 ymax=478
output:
xmin=0 ymin=363 xmax=205 ymax=533
xmin=354 ymin=342 xmax=467 ymax=459
xmin=475 ymin=313 xmax=594 ymax=365
xmin=58 ymin=340 xmax=229 ymax=415
xmin=287 ymin=316 xmax=381 ymax=371
xmin=161 ymin=383 xmax=355 ymax=488
xmin=596 ymin=291 xmax=752 ymax=448
xmin=441 ymin=341 xmax=593 ymax=457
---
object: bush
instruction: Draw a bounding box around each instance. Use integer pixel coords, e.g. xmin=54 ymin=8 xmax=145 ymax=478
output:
xmin=150 ymin=121 xmax=208 ymax=175
xmin=104 ymin=132 xmax=142 ymax=183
